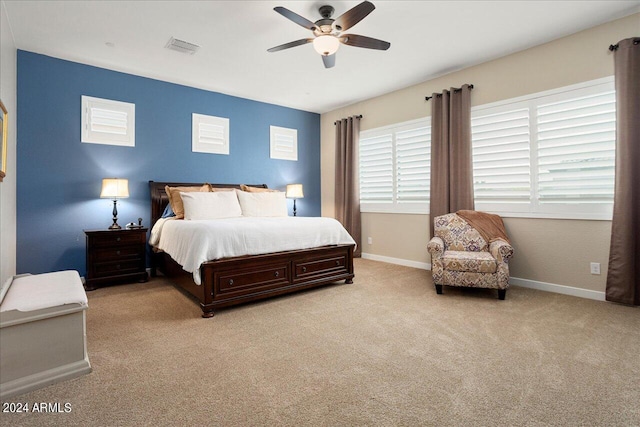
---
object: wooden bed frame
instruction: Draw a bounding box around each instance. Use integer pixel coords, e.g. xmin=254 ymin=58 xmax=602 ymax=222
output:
xmin=149 ymin=181 xmax=355 ymax=318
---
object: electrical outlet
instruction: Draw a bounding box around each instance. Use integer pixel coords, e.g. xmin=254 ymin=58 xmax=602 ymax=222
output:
xmin=590 ymin=262 xmax=601 ymax=275
xmin=367 ymin=237 xmax=373 ymax=245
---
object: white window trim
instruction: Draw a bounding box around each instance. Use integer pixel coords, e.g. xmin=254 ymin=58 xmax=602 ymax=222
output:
xmin=360 ymin=117 xmax=430 ymax=215
xmin=81 ymin=95 xmax=135 ymax=147
xmin=270 ymin=126 xmax=298 ymax=161
xmin=471 ymin=76 xmax=615 ymax=221
xmin=360 ymin=203 xmax=430 ymax=215
xmin=472 ymin=76 xmax=614 ymax=112
xmin=192 ymin=113 xmax=230 ymax=155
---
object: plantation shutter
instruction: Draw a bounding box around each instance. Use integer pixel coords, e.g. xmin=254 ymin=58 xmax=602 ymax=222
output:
xmin=192 ymin=114 xmax=230 ymax=155
xmin=89 ymin=108 xmax=128 ymax=136
xmin=471 ymin=106 xmax=531 ymax=204
xmin=536 ymin=90 xmax=616 ymax=204
xmin=359 ymin=133 xmax=393 ymax=203
xmin=270 ymin=126 xmax=298 ymax=161
xmin=198 ymin=122 xmax=226 ymax=147
xmin=396 ymin=125 xmax=430 ymax=203
xmin=81 ymin=96 xmax=135 ymax=147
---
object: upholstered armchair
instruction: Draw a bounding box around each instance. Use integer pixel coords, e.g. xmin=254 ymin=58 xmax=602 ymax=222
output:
xmin=427 ymin=212 xmax=514 ymax=299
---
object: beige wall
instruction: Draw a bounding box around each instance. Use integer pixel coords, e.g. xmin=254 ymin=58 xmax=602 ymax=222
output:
xmin=0 ymin=0 xmax=17 ymax=284
xmin=321 ymin=13 xmax=639 ymax=293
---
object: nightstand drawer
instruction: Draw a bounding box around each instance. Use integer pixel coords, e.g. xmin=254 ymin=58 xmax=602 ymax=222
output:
xmin=93 ymin=259 xmax=144 ymax=277
xmin=94 ymin=245 xmax=142 ymax=261
xmin=90 ymin=232 xmax=145 ymax=247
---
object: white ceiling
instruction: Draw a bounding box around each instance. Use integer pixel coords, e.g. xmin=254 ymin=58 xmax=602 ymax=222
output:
xmin=4 ymin=1 xmax=639 ymax=113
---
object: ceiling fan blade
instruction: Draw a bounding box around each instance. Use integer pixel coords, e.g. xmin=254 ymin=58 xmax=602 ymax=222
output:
xmin=267 ymin=38 xmax=313 ymax=53
xmin=340 ymin=34 xmax=390 ymax=50
xmin=333 ymin=1 xmax=375 ymax=31
xmin=322 ymin=54 xmax=336 ymax=69
xmin=274 ymin=6 xmax=317 ymax=31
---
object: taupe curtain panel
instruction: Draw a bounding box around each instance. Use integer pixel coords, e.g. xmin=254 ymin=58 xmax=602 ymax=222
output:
xmin=335 ymin=115 xmax=362 ymax=257
xmin=429 ymin=84 xmax=474 ymax=237
xmin=606 ymin=37 xmax=640 ymax=305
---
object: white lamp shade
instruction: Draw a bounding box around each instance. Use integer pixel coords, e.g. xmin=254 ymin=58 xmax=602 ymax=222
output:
xmin=100 ymin=178 xmax=129 ymax=199
xmin=286 ymin=184 xmax=304 ymax=199
xmin=313 ymin=35 xmax=340 ymax=56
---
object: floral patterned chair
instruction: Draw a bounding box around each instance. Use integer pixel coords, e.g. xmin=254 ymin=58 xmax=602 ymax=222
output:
xmin=427 ymin=213 xmax=514 ymax=299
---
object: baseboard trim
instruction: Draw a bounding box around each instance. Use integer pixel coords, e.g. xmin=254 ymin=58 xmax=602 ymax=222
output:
xmin=361 ymin=252 xmax=606 ymax=302
xmin=509 ymin=277 xmax=606 ymax=301
xmin=361 ymin=253 xmax=431 ymax=271
xmin=0 ymin=358 xmax=92 ymax=399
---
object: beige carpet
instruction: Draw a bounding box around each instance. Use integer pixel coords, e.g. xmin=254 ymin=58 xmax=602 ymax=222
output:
xmin=2 ymin=259 xmax=639 ymax=426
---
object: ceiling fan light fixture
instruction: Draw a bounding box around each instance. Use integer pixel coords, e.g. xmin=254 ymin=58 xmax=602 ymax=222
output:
xmin=269 ymin=2 xmax=389 ymax=68
xmin=313 ymin=35 xmax=340 ymax=56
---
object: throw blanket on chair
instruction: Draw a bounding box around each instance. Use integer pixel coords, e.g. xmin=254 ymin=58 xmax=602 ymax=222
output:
xmin=456 ymin=210 xmax=510 ymax=244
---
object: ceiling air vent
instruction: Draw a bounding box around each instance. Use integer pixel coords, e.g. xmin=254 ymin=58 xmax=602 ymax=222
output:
xmin=165 ymin=37 xmax=200 ymax=55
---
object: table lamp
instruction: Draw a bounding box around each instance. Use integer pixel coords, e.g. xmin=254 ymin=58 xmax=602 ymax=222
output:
xmin=100 ymin=178 xmax=129 ymax=229
xmin=286 ymin=184 xmax=304 ymax=216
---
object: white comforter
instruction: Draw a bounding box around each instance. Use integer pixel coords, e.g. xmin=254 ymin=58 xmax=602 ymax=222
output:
xmin=151 ymin=217 xmax=356 ymax=285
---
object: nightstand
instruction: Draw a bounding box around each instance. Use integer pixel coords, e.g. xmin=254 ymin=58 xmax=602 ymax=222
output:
xmin=84 ymin=228 xmax=148 ymax=291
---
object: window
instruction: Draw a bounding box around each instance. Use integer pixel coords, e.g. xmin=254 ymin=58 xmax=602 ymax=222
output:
xmin=359 ymin=118 xmax=431 ymax=213
xmin=81 ymin=96 xmax=135 ymax=147
xmin=192 ymin=113 xmax=229 ymax=155
xmin=270 ymin=126 xmax=298 ymax=161
xmin=471 ymin=77 xmax=615 ymax=220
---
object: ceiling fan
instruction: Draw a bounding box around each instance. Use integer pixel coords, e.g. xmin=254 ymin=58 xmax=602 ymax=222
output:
xmin=267 ymin=1 xmax=390 ymax=68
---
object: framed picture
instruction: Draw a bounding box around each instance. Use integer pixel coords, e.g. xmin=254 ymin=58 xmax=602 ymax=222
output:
xmin=0 ymin=100 xmax=6 ymax=182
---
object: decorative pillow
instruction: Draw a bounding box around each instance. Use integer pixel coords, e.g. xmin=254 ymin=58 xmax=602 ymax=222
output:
xmin=240 ymin=184 xmax=278 ymax=193
xmin=180 ymin=191 xmax=242 ymax=220
xmin=161 ymin=203 xmax=176 ymax=218
xmin=236 ymin=189 xmax=288 ymax=217
xmin=165 ymin=184 xmax=210 ymax=219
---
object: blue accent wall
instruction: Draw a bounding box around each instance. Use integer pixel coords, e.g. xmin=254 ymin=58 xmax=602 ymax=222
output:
xmin=17 ymin=50 xmax=321 ymax=276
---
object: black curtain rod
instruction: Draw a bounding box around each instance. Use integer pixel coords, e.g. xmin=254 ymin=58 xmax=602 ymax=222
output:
xmin=609 ymin=39 xmax=640 ymax=51
xmin=334 ymin=115 xmax=363 ymax=125
xmin=425 ymin=84 xmax=474 ymax=101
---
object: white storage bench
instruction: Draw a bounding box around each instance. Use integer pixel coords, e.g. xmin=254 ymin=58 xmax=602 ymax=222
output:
xmin=0 ymin=270 xmax=91 ymax=399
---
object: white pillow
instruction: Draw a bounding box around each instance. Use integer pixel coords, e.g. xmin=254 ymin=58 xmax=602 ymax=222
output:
xmin=180 ymin=191 xmax=242 ymax=220
xmin=236 ymin=189 xmax=288 ymax=217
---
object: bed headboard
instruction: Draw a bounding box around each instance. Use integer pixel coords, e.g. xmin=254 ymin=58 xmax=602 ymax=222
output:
xmin=149 ymin=181 xmax=268 ymax=225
